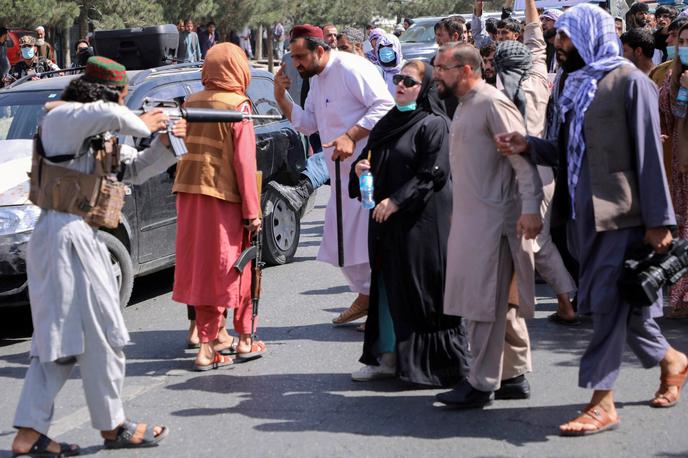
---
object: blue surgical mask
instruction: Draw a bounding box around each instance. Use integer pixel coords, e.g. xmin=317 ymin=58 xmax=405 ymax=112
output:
xmin=21 ymin=47 xmax=34 ymax=59
xmin=679 ymin=46 xmax=688 ymax=66
xmin=666 ymin=46 xmax=676 ymax=60
xmin=396 ymin=102 xmax=416 ymax=112
xmin=378 ymin=47 xmax=396 ymax=64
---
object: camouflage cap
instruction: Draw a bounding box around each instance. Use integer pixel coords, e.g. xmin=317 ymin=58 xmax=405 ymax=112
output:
xmin=84 ymin=56 xmax=128 ymax=87
xmin=19 ymin=35 xmax=35 ymax=47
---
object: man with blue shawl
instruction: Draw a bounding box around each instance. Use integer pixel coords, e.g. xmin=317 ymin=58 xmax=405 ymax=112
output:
xmin=495 ymin=4 xmax=688 ymax=436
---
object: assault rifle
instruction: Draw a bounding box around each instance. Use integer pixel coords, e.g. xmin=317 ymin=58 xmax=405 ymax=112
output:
xmin=232 ymin=172 xmax=265 ymax=342
xmin=136 ymin=98 xmax=283 ymax=157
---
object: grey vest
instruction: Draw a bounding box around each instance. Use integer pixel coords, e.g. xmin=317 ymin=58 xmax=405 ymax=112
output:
xmin=583 ymin=64 xmax=643 ymax=232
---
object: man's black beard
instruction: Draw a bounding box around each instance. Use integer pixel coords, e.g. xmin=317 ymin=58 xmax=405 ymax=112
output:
xmin=484 ymin=74 xmax=496 ymax=85
xmin=435 ymin=81 xmax=454 ymax=99
xmin=559 ymin=47 xmax=586 ymax=73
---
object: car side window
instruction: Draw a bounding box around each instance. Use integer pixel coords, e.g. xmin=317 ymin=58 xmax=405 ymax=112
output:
xmin=247 ymin=77 xmax=282 ymax=125
xmin=146 ymin=83 xmax=188 ymax=106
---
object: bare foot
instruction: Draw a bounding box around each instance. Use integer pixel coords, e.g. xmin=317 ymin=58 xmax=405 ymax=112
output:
xmin=214 ymin=330 xmax=235 ymax=353
xmin=556 ymin=294 xmax=576 ymax=321
xmin=186 ymin=320 xmax=199 ymax=346
xmin=194 ymin=342 xmax=218 ymax=367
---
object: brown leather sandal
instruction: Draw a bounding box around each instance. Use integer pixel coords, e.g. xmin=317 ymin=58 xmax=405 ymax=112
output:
xmin=332 ymin=298 xmax=368 ymax=325
xmin=650 ymin=364 xmax=688 ymax=408
xmin=559 ymin=404 xmax=620 ymax=437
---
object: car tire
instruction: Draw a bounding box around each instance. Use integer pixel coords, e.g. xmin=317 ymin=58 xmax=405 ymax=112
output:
xmin=262 ymin=185 xmax=300 ymax=265
xmin=98 ymin=231 xmax=134 ymax=309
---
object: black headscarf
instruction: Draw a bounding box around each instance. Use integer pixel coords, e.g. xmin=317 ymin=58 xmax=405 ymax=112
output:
xmin=365 ymin=61 xmax=449 ymax=153
xmin=349 ymin=61 xmax=450 ymax=201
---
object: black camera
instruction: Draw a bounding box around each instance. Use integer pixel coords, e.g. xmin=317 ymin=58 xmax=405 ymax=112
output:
xmin=619 ymin=239 xmax=688 ymax=307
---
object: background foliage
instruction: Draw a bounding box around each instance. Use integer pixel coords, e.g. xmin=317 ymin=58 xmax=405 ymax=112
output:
xmin=4 ymin=0 xmax=508 ymax=35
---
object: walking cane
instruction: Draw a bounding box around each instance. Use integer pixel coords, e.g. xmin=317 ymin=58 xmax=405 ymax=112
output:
xmin=334 ymin=159 xmax=344 ymax=267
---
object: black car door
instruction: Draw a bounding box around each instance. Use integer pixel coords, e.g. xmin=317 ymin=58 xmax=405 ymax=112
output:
xmin=133 ymin=82 xmax=187 ymax=264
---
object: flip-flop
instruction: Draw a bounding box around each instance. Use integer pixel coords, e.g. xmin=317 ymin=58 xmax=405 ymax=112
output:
xmin=548 ymin=312 xmax=581 ymax=327
xmin=192 ymin=352 xmax=234 ymax=372
xmin=217 ymin=337 xmax=238 ymax=356
xmin=235 ymin=340 xmax=267 ymax=363
xmin=559 ymin=405 xmax=620 ymax=437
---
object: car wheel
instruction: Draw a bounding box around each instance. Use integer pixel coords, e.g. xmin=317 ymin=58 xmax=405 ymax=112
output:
xmin=262 ymin=185 xmax=300 ymax=265
xmin=98 ymin=231 xmax=134 ymax=309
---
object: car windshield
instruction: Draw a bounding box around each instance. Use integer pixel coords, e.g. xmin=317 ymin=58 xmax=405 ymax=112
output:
xmin=0 ymin=90 xmax=62 ymax=143
xmin=399 ymin=21 xmax=439 ymax=43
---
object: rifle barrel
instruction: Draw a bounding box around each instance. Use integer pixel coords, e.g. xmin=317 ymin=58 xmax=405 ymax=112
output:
xmin=132 ymin=107 xmax=282 ymax=123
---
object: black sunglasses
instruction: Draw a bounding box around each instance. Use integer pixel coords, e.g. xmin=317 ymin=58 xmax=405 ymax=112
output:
xmin=392 ymin=74 xmax=421 ymax=88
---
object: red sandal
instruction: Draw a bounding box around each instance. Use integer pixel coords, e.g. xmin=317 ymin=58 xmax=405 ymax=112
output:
xmin=192 ymin=352 xmax=234 ymax=372
xmin=235 ymin=340 xmax=267 ymax=362
xmin=559 ymin=404 xmax=620 ymax=437
xmin=650 ymin=363 xmax=688 ymax=408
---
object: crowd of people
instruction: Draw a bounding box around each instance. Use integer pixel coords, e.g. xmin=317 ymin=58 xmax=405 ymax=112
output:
xmin=7 ymin=0 xmax=688 ymax=455
xmin=0 ymin=25 xmax=61 ymax=86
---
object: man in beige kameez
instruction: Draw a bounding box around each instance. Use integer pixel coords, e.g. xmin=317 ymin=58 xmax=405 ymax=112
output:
xmin=433 ymin=43 xmax=543 ymax=409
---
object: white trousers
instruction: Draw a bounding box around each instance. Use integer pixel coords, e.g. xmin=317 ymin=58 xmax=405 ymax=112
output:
xmin=14 ymin=286 xmax=126 ymax=434
xmin=341 ymin=262 xmax=371 ymax=295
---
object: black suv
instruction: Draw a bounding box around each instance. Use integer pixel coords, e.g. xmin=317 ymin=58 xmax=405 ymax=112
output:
xmin=0 ymin=64 xmax=313 ymax=308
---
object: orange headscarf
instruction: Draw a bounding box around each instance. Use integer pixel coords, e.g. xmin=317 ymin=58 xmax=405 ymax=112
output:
xmin=202 ymin=42 xmax=251 ymax=94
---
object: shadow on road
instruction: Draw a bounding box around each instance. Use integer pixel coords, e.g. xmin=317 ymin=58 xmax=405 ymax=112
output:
xmin=301 ymin=285 xmax=350 ymax=296
xmin=164 ymin=371 xmax=581 ymax=444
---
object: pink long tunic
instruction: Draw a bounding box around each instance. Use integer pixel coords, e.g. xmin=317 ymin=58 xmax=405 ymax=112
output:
xmin=172 ymin=103 xmax=260 ymax=309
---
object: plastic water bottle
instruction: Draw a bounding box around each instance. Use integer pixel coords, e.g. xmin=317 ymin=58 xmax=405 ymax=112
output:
xmin=359 ymin=170 xmax=375 ymax=210
xmin=674 ymin=87 xmax=688 ymax=119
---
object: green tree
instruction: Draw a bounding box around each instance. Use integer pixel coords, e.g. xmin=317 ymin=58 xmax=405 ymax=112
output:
xmin=0 ymin=0 xmax=79 ymax=28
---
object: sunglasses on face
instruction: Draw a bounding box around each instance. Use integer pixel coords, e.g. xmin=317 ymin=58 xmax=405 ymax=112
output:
xmin=392 ymin=74 xmax=421 ymax=87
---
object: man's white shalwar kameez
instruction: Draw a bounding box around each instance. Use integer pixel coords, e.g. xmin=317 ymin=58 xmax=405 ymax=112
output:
xmin=290 ymin=51 xmax=394 ymax=293
xmin=14 ymin=101 xmax=178 ymax=434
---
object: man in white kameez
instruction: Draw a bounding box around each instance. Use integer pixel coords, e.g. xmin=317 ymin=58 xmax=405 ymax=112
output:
xmin=11 ymin=57 xmax=183 ymax=456
xmin=274 ymin=24 xmax=394 ymax=324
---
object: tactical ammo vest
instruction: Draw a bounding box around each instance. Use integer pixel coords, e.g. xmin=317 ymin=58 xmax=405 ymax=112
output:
xmin=29 ymin=132 xmax=126 ymax=229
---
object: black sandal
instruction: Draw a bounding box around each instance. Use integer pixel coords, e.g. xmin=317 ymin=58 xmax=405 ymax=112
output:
xmin=12 ymin=433 xmax=80 ymax=457
xmin=103 ymin=420 xmax=169 ymax=449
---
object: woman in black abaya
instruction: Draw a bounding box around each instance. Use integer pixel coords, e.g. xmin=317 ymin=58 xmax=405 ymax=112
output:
xmin=348 ymin=60 xmax=470 ymax=386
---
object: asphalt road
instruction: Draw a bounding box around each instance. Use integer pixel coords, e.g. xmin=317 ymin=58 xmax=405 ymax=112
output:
xmin=1 ymin=187 xmax=688 ymax=457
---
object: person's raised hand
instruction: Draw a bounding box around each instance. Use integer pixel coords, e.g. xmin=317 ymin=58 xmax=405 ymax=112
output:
xmin=494 ymin=132 xmax=529 ymax=156
xmin=516 ymin=213 xmax=542 ymax=240
xmin=324 ymin=133 xmax=355 ymax=161
xmin=274 ymin=64 xmax=291 ymax=98
xmin=645 ymin=226 xmax=672 ymax=253
xmin=139 ymin=108 xmax=169 ymax=133
xmin=355 ymin=159 xmax=371 ymax=177
xmin=680 ymin=70 xmax=688 ymax=89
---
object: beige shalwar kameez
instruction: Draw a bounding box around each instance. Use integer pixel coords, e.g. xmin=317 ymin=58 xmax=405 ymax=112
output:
xmin=443 ymin=81 xmax=542 ymax=392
